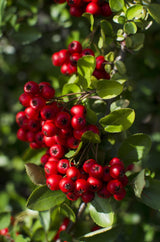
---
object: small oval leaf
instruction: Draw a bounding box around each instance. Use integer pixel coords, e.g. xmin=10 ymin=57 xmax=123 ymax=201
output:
xmin=26 ymin=185 xmax=66 ymax=211
xmin=96 ymin=80 xmax=123 ymax=99
xmin=25 ymin=163 xmax=46 ymax=185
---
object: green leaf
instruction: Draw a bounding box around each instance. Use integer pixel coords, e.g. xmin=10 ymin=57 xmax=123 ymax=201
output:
xmin=81 ymin=131 xmax=101 ymax=144
xmin=109 ymin=0 xmax=125 ymax=12
xmin=26 ymin=185 xmax=66 ymax=211
xmin=141 ymin=179 xmax=160 ymax=210
xmin=80 ymin=227 xmax=119 ymax=242
xmin=126 ymin=5 xmax=143 ymax=20
xmin=124 ymin=22 xmax=137 ymax=34
xmin=86 ymin=107 xmax=98 ymax=125
xmin=133 ymin=169 xmax=146 ymax=198
xmin=129 ymin=33 xmax=145 ymax=51
xmin=147 ymin=4 xmax=160 ymax=24
xmin=62 ymin=83 xmax=81 ymax=96
xmin=0 ymin=212 xmax=10 ymax=230
xmin=0 ymin=0 xmax=7 ymax=26
xmin=12 ymin=24 xmax=42 ymax=45
xmin=15 ymin=235 xmax=31 ymax=242
xmin=25 ymin=163 xmax=46 ymax=185
xmin=110 ymin=99 xmax=130 ymax=112
xmin=22 ymin=148 xmax=46 ymax=163
xmin=60 ymin=203 xmax=76 ymax=222
xmin=39 ymin=210 xmax=50 ymax=232
xmin=105 ymin=52 xmax=115 ymax=62
xmin=82 ymin=13 xmax=94 ymax=31
xmin=77 ymin=55 xmax=96 ymax=89
xmin=96 ymin=80 xmax=123 ymax=99
xmin=100 ymin=20 xmax=113 ymax=48
xmin=88 ymin=194 xmax=114 ymax=227
xmin=118 ymin=133 xmax=152 ymax=164
xmin=99 ymin=108 xmax=135 ymax=133
xmin=115 ymin=60 xmax=127 ymax=75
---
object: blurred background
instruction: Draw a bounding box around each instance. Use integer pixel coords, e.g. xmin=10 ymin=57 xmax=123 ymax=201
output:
xmin=0 ymin=0 xmax=160 ymax=241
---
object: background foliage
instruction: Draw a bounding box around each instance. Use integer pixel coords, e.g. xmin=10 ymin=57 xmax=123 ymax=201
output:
xmin=1 ymin=0 xmax=160 ymax=241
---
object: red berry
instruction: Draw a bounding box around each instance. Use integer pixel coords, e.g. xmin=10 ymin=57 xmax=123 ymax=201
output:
xmin=68 ymin=41 xmax=82 ymax=54
xmin=110 ymin=164 xmax=125 ymax=179
xmin=82 ymin=48 xmax=95 ymax=56
xmin=35 ymin=131 xmax=44 ymax=146
xmin=67 ymin=136 xmax=79 ymax=149
xmin=71 ymin=115 xmax=86 ymax=130
xmin=97 ymin=186 xmax=112 ymax=199
xmin=42 ymin=121 xmax=57 ymax=137
xmin=87 ymin=124 xmax=99 ymax=134
xmin=40 ymin=154 xmax=50 ymax=165
xmin=70 ymin=6 xmax=84 ymax=17
xmin=87 ymin=177 xmax=102 ymax=192
xmin=44 ymin=160 xmax=58 ymax=175
xmin=41 ymin=85 xmax=55 ymax=100
xmin=52 ymin=52 xmax=61 ymax=66
xmin=28 ymin=119 xmax=41 ymax=132
xmin=59 ymin=49 xmax=70 ymax=65
xmin=83 ymin=159 xmax=96 ymax=173
xmin=24 ymin=81 xmax=39 ymax=95
xmin=70 ymin=104 xmax=86 ymax=116
xmin=89 ymin=163 xmax=103 ymax=179
xmin=75 ymin=179 xmax=89 ymax=195
xmin=30 ymin=96 xmax=46 ymax=110
xmin=39 ymin=82 xmax=51 ymax=90
xmin=85 ymin=2 xmax=101 ymax=15
xmin=16 ymin=111 xmax=28 ymax=129
xmin=107 ymin=179 xmax=123 ymax=195
xmin=44 ymin=136 xmax=56 ymax=147
xmin=30 ymin=141 xmax=41 ymax=149
xmin=109 ymin=157 xmax=124 ymax=167
xmin=103 ymin=165 xmax=111 ymax=182
xmin=96 ymin=56 xmax=105 ymax=70
xmin=0 ymin=228 xmax=9 ymax=236
xmin=70 ymin=53 xmax=82 ymax=66
xmin=66 ymin=192 xmax=79 ymax=201
xmin=119 ymin=175 xmax=129 ymax=187
xmin=46 ymin=174 xmax=62 ymax=190
xmin=55 ymin=111 xmax=71 ymax=129
xmin=25 ymin=107 xmax=39 ymax=120
xmin=19 ymin=92 xmax=31 ymax=107
xmin=59 ymin=177 xmax=75 ymax=193
xmin=57 ymin=159 xmax=70 ymax=174
xmin=67 ymin=0 xmax=81 ymax=6
xmin=113 ymin=188 xmax=126 ymax=201
xmin=101 ymin=2 xmax=112 ymax=17
xmin=66 ymin=166 xmax=80 ymax=181
xmin=17 ymin=128 xmax=27 ymax=142
xmin=81 ymin=191 xmax=95 ymax=203
xmin=26 ymin=131 xmax=35 ymax=142
xmin=40 ymin=105 xmax=57 ymax=120
xmin=73 ymin=127 xmax=87 ymax=140
xmin=49 ymin=144 xmax=65 ymax=159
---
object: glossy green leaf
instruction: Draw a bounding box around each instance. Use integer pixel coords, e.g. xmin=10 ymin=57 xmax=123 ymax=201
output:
xmin=133 ymin=169 xmax=146 ymax=198
xmin=26 ymin=185 xmax=66 ymax=211
xmin=109 ymin=0 xmax=125 ymax=12
xmin=15 ymin=235 xmax=31 ymax=242
xmin=80 ymin=228 xmax=119 ymax=242
xmin=25 ymin=163 xmax=46 ymax=185
xmin=96 ymin=80 xmax=123 ymax=99
xmin=77 ymin=55 xmax=96 ymax=89
xmin=0 ymin=0 xmax=7 ymax=26
xmin=88 ymin=194 xmax=114 ymax=227
xmin=118 ymin=133 xmax=152 ymax=164
xmin=147 ymin=4 xmax=160 ymax=24
xmin=81 ymin=131 xmax=101 ymax=144
xmin=12 ymin=24 xmax=42 ymax=45
xmin=60 ymin=203 xmax=76 ymax=222
xmin=126 ymin=5 xmax=143 ymax=20
xmin=82 ymin=13 xmax=94 ymax=31
xmin=115 ymin=60 xmax=127 ymax=75
xmin=105 ymin=52 xmax=115 ymax=62
xmin=110 ymin=99 xmax=130 ymax=112
xmin=62 ymin=83 xmax=81 ymax=96
xmin=39 ymin=210 xmax=50 ymax=232
xmin=124 ymin=22 xmax=137 ymax=34
xmin=141 ymin=179 xmax=160 ymax=210
xmin=0 ymin=212 xmax=11 ymax=230
xmin=86 ymin=107 xmax=98 ymax=125
xmin=99 ymin=108 xmax=135 ymax=133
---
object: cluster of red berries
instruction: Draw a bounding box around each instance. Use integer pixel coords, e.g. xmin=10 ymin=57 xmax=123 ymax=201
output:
xmin=52 ymin=40 xmax=110 ymax=79
xmin=16 ymin=80 xmax=99 ymax=159
xmin=54 ymin=0 xmax=112 ymax=18
xmin=46 ymin=157 xmax=129 ymax=203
